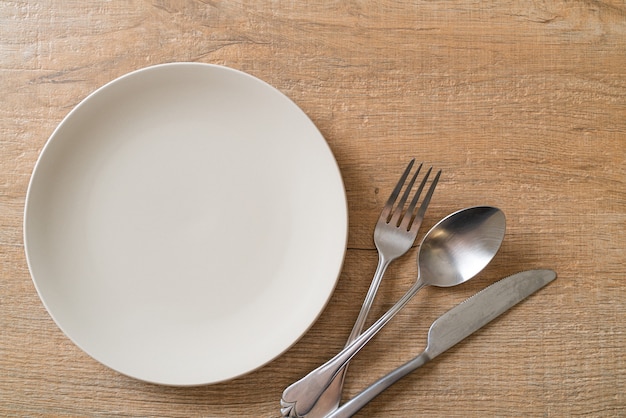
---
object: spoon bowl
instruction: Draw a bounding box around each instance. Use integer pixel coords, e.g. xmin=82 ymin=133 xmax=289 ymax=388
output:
xmin=281 ymin=206 xmax=506 ymax=418
xmin=418 ymin=206 xmax=506 ymax=288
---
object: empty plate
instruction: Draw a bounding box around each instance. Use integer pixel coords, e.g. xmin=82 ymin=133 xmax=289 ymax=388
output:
xmin=24 ymin=63 xmax=348 ymax=386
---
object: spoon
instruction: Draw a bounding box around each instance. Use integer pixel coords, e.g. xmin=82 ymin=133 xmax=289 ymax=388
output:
xmin=280 ymin=206 xmax=506 ymax=418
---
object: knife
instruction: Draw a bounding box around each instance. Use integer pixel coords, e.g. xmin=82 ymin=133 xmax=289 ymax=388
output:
xmin=325 ymin=269 xmax=557 ymax=418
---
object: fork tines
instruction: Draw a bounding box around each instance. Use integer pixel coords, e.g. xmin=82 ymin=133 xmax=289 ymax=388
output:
xmin=382 ymin=159 xmax=441 ymax=232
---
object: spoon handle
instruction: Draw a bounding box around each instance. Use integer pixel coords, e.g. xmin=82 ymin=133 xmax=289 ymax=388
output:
xmin=326 ymin=351 xmax=431 ymax=418
xmin=280 ymin=279 xmax=426 ymax=418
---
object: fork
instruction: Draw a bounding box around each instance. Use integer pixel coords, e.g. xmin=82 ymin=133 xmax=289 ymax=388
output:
xmin=281 ymin=159 xmax=441 ymax=418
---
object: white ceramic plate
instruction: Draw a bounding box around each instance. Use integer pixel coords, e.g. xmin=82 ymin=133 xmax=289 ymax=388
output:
xmin=24 ymin=63 xmax=347 ymax=386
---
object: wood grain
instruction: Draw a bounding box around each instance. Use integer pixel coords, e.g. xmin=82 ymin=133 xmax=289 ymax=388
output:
xmin=1 ymin=1 xmax=624 ymax=416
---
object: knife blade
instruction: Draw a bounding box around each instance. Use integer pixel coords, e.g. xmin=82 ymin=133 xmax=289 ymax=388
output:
xmin=325 ymin=268 xmax=557 ymax=418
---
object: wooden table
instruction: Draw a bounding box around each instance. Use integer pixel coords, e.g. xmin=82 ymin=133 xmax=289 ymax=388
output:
xmin=2 ymin=1 xmax=624 ymax=416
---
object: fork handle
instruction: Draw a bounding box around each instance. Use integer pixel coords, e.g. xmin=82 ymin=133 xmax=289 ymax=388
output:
xmin=347 ymin=253 xmax=391 ymax=343
xmin=304 ymin=255 xmax=392 ymax=417
xmin=280 ymin=278 xmax=426 ymax=417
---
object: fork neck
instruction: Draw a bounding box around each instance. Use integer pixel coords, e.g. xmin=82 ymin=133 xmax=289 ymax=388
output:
xmin=346 ymin=253 xmax=392 ymax=344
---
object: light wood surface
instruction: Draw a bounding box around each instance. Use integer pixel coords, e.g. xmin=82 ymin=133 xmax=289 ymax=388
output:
xmin=2 ymin=1 xmax=624 ymax=416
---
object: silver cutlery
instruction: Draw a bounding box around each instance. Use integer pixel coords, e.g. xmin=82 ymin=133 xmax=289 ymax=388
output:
xmin=305 ymin=160 xmax=440 ymax=418
xmin=281 ymin=206 xmax=506 ymax=417
xmin=326 ymin=269 xmax=557 ymax=417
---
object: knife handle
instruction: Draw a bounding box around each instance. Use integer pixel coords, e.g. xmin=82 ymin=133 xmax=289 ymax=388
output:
xmin=326 ymin=351 xmax=431 ymax=418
